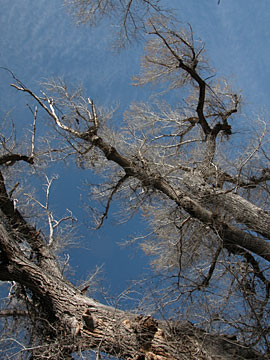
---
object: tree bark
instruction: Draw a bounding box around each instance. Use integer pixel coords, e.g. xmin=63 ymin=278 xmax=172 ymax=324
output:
xmin=0 ymin=223 xmax=266 ymax=359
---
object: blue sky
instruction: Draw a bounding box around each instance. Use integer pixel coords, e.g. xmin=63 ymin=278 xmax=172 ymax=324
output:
xmin=1 ymin=0 xmax=270 ymax=297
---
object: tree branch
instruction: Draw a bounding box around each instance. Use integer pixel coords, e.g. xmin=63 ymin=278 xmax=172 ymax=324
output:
xmin=148 ymin=21 xmax=211 ymax=136
xmin=9 ymin=84 xmax=270 ymax=264
xmin=0 ymin=153 xmax=34 ymax=166
xmin=0 ymin=310 xmax=28 ymax=318
xmin=0 ymin=171 xmax=62 ymax=277
xmin=96 ymin=174 xmax=129 ymax=229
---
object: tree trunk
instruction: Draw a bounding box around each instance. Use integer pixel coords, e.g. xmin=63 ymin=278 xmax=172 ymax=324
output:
xmin=0 ymin=223 xmax=265 ymax=359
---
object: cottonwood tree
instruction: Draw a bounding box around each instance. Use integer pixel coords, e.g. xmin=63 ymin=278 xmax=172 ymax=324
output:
xmin=0 ymin=5 xmax=270 ymax=360
xmin=64 ymin=0 xmax=222 ymax=45
xmin=65 ymin=0 xmax=170 ymax=45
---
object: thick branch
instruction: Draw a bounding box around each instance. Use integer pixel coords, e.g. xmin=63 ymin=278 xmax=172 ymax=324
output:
xmin=186 ymin=176 xmax=270 ymax=239
xmin=149 ymin=23 xmax=211 ymax=135
xmin=0 ymin=153 xmax=34 ymax=166
xmin=79 ymin=131 xmax=270 ymax=262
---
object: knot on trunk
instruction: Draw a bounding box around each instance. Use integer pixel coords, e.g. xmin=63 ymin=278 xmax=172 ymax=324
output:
xmin=132 ymin=315 xmax=158 ymax=349
xmin=82 ymin=309 xmax=96 ymax=331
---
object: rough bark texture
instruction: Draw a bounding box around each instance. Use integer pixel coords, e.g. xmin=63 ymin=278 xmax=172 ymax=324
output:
xmin=0 ymin=214 xmax=266 ymax=359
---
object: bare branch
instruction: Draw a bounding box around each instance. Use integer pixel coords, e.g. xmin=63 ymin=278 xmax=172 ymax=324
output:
xmin=24 ymin=175 xmax=76 ymax=247
xmin=0 ymin=310 xmax=28 ymax=318
xmin=11 ymin=83 xmax=81 ymax=137
xmin=31 ymin=106 xmax=37 ymax=157
xmin=199 ymin=246 xmax=222 ymax=288
xmin=0 ymin=153 xmax=34 ymax=166
xmin=96 ymin=174 xmax=129 ymax=229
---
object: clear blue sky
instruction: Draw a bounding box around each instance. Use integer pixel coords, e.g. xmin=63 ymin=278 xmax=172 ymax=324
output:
xmin=1 ymin=0 xmax=270 ymax=297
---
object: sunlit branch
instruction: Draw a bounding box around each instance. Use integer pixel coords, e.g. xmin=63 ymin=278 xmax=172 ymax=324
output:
xmin=24 ymin=175 xmax=76 ymax=247
xmin=88 ymin=97 xmax=99 ymax=129
xmin=31 ymin=106 xmax=37 ymax=157
xmin=11 ymin=84 xmax=81 ymax=137
xmin=0 ymin=170 xmax=62 ymax=276
xmin=236 ymin=123 xmax=266 ymax=190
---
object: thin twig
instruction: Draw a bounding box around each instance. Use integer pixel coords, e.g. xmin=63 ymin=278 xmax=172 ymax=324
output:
xmin=96 ymin=174 xmax=129 ymax=229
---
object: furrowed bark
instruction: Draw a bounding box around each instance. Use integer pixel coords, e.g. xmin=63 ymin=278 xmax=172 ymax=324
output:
xmin=0 ymin=224 xmax=265 ymax=359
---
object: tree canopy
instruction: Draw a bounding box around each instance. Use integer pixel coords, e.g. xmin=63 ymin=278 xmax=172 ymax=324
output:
xmin=0 ymin=1 xmax=269 ymax=359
